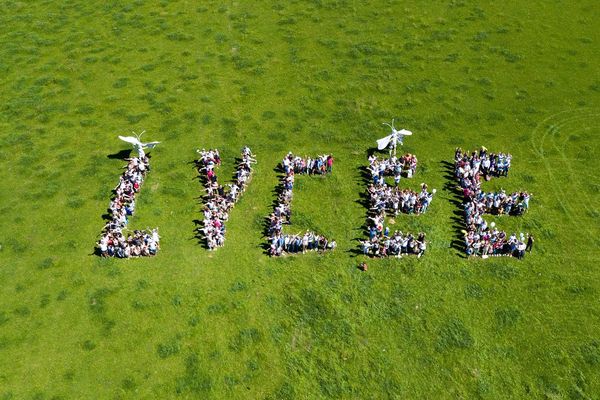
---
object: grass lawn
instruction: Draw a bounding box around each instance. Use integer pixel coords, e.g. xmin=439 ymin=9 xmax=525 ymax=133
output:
xmin=0 ymin=1 xmax=599 ymax=398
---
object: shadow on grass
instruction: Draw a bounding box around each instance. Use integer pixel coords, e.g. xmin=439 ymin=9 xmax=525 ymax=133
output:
xmin=347 ymin=148 xmax=382 ymax=257
xmin=193 ymin=158 xmax=211 ymax=248
xmin=347 ymin=162 xmax=371 ymax=257
xmin=440 ymin=160 xmax=467 ymax=258
xmin=261 ymin=163 xmax=286 ymax=254
xmin=106 ymin=149 xmax=131 ymax=160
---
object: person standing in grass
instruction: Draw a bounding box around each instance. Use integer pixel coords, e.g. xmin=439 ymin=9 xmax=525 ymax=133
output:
xmin=516 ymin=241 xmax=526 ymax=259
xmin=526 ymin=234 xmax=534 ymax=252
xmin=327 ymin=155 xmax=334 ymax=173
xmin=417 ymin=232 xmax=427 ymax=258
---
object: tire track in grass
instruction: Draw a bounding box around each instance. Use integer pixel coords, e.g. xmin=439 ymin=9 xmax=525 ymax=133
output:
xmin=543 ymin=113 xmax=600 ymax=222
xmin=554 ymin=119 xmax=600 ymax=218
xmin=531 ymin=112 xmax=582 ymax=223
xmin=536 ymin=113 xmax=597 ymax=238
xmin=530 ymin=109 xmax=594 ymax=155
xmin=553 ymin=119 xmax=600 ymax=258
xmin=544 ymin=115 xmax=599 ymax=229
xmin=530 ymin=109 xmax=599 ymax=236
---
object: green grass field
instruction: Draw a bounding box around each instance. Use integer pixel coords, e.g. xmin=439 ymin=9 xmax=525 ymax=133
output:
xmin=1 ymin=1 xmax=599 ymax=398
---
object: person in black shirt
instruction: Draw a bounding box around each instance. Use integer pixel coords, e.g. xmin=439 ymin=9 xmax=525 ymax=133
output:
xmin=526 ymin=234 xmax=534 ymax=252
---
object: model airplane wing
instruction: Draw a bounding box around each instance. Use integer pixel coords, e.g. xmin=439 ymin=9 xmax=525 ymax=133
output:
xmin=118 ymin=135 xmax=141 ymax=146
xmin=376 ymin=134 xmax=393 ymax=150
xmin=142 ymin=141 xmax=161 ymax=149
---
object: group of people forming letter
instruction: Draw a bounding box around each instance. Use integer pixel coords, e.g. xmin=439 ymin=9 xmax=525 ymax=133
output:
xmin=196 ymin=147 xmax=256 ymax=250
xmin=267 ymin=153 xmax=337 ymax=256
xmin=454 ymin=147 xmax=533 ymax=258
xmin=96 ymin=146 xmax=536 ymax=261
xmin=360 ymin=153 xmax=435 ymax=258
xmin=97 ymin=156 xmax=160 ymax=257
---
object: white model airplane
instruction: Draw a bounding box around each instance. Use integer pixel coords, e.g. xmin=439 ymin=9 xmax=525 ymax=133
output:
xmin=118 ymin=131 xmax=160 ymax=158
xmin=377 ymin=119 xmax=413 ymax=156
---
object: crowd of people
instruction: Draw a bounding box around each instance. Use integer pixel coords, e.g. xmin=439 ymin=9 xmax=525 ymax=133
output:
xmin=368 ymin=153 xmax=418 ymax=185
xmin=367 ymin=183 xmax=436 ymax=216
xmin=269 ymin=232 xmax=337 ymax=256
xmin=360 ymin=231 xmax=427 ymax=258
xmin=465 ymin=190 xmax=530 ymax=217
xmin=455 ymin=147 xmax=533 ymax=258
xmin=268 ymin=152 xmax=336 ymax=256
xmin=97 ymin=156 xmax=160 ymax=257
xmin=283 ymin=153 xmax=334 ymax=175
xmin=196 ymin=147 xmax=256 ymax=250
xmin=362 ymin=153 xmax=431 ymax=258
xmin=95 ymin=145 xmax=534 ymax=259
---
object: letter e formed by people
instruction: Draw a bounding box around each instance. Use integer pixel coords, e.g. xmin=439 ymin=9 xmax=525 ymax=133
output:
xmin=361 ymin=153 xmax=433 ymax=258
xmin=454 ymin=147 xmax=531 ymax=259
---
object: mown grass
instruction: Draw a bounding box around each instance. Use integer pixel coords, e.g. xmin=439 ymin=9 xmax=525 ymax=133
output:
xmin=0 ymin=0 xmax=599 ymax=399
